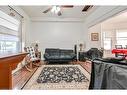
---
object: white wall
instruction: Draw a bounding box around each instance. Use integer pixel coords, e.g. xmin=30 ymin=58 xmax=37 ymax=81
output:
xmin=84 ymin=6 xmax=127 ymax=50
xmin=88 ymin=24 xmax=102 ymax=48
xmin=102 ymin=22 xmax=127 ymax=30
xmin=30 ymin=21 xmax=84 ymax=58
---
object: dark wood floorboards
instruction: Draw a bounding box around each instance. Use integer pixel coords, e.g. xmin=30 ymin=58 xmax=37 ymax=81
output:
xmin=12 ymin=61 xmax=91 ymax=89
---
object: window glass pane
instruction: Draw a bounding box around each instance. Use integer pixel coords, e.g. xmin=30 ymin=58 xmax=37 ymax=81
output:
xmin=116 ymin=30 xmax=127 ymax=37
xmin=0 ymin=34 xmax=19 ymax=41
xmin=116 ymin=38 xmax=127 ymax=47
xmin=0 ymin=34 xmax=19 ymax=53
xmin=0 ymin=41 xmax=17 ymax=51
xmin=116 ymin=30 xmax=127 ymax=47
xmin=104 ymin=38 xmax=111 ymax=50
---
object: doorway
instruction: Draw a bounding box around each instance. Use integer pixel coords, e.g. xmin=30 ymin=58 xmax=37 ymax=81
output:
xmin=88 ymin=10 xmax=127 ymax=57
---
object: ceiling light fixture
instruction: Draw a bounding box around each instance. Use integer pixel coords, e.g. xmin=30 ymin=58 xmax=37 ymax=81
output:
xmin=51 ymin=6 xmax=61 ymax=14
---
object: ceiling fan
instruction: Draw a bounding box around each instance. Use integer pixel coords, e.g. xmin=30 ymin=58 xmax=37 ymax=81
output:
xmin=43 ymin=5 xmax=73 ymax=16
xmin=82 ymin=5 xmax=93 ymax=12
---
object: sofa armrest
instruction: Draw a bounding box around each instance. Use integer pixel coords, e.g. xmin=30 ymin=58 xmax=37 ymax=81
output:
xmin=44 ymin=53 xmax=50 ymax=59
xmin=70 ymin=53 xmax=76 ymax=58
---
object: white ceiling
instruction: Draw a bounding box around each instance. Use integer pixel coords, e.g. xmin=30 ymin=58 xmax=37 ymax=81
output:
xmin=21 ymin=6 xmax=92 ymax=19
xmin=102 ymin=11 xmax=127 ymax=25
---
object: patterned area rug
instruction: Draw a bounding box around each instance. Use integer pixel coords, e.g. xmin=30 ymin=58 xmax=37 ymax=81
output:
xmin=23 ymin=65 xmax=90 ymax=90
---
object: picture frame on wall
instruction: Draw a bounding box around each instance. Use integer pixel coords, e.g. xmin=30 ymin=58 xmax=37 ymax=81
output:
xmin=91 ymin=33 xmax=99 ymax=41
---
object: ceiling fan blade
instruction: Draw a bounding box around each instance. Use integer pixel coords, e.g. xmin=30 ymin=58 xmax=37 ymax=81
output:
xmin=57 ymin=11 xmax=62 ymax=16
xmin=82 ymin=5 xmax=93 ymax=12
xmin=43 ymin=7 xmax=52 ymax=13
xmin=61 ymin=5 xmax=73 ymax=8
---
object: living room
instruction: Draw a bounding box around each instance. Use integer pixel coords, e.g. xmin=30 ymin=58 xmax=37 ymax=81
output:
xmin=1 ymin=0 xmax=127 ymax=94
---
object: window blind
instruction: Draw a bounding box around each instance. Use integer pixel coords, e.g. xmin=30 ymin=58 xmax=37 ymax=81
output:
xmin=0 ymin=8 xmax=21 ymax=53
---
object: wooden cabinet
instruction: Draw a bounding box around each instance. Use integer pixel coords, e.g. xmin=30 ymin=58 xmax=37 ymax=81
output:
xmin=0 ymin=52 xmax=27 ymax=89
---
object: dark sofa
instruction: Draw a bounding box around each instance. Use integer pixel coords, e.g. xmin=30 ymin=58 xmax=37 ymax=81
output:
xmin=89 ymin=58 xmax=127 ymax=89
xmin=44 ymin=48 xmax=76 ymax=63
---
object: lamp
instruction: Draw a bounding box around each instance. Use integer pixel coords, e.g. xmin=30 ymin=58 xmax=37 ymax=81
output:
xmin=79 ymin=43 xmax=83 ymax=51
xmin=79 ymin=41 xmax=86 ymax=51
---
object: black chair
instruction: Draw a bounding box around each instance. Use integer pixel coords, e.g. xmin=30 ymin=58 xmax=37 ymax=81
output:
xmin=81 ymin=48 xmax=103 ymax=61
xmin=87 ymin=48 xmax=103 ymax=60
xmin=125 ymin=45 xmax=127 ymax=49
xmin=115 ymin=45 xmax=123 ymax=49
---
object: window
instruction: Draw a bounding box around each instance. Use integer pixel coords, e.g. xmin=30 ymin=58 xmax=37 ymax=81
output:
xmin=0 ymin=9 xmax=21 ymax=53
xmin=116 ymin=30 xmax=127 ymax=47
xmin=104 ymin=38 xmax=111 ymax=50
xmin=103 ymin=31 xmax=112 ymax=50
xmin=0 ymin=34 xmax=19 ymax=52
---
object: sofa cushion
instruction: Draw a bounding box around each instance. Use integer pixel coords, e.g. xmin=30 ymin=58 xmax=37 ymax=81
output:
xmin=47 ymin=55 xmax=60 ymax=60
xmin=60 ymin=49 xmax=73 ymax=54
xmin=59 ymin=55 xmax=72 ymax=60
xmin=60 ymin=49 xmax=75 ymax=60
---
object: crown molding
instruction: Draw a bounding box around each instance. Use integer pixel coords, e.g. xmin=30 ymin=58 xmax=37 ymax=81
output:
xmin=30 ymin=17 xmax=85 ymax=22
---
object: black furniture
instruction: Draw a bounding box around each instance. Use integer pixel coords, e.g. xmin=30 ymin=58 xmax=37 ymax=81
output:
xmin=89 ymin=58 xmax=127 ymax=89
xmin=78 ymin=48 xmax=103 ymax=61
xmin=78 ymin=52 xmax=87 ymax=61
xmin=115 ymin=45 xmax=123 ymax=49
xmin=125 ymin=45 xmax=127 ymax=49
xmin=44 ymin=48 xmax=76 ymax=63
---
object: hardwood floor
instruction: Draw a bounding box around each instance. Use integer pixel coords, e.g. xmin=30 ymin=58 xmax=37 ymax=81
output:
xmin=12 ymin=66 xmax=38 ymax=89
xmin=12 ymin=60 xmax=91 ymax=89
xmin=78 ymin=60 xmax=91 ymax=73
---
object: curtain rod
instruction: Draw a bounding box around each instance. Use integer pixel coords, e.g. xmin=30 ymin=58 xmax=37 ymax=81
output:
xmin=8 ymin=5 xmax=24 ymax=18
